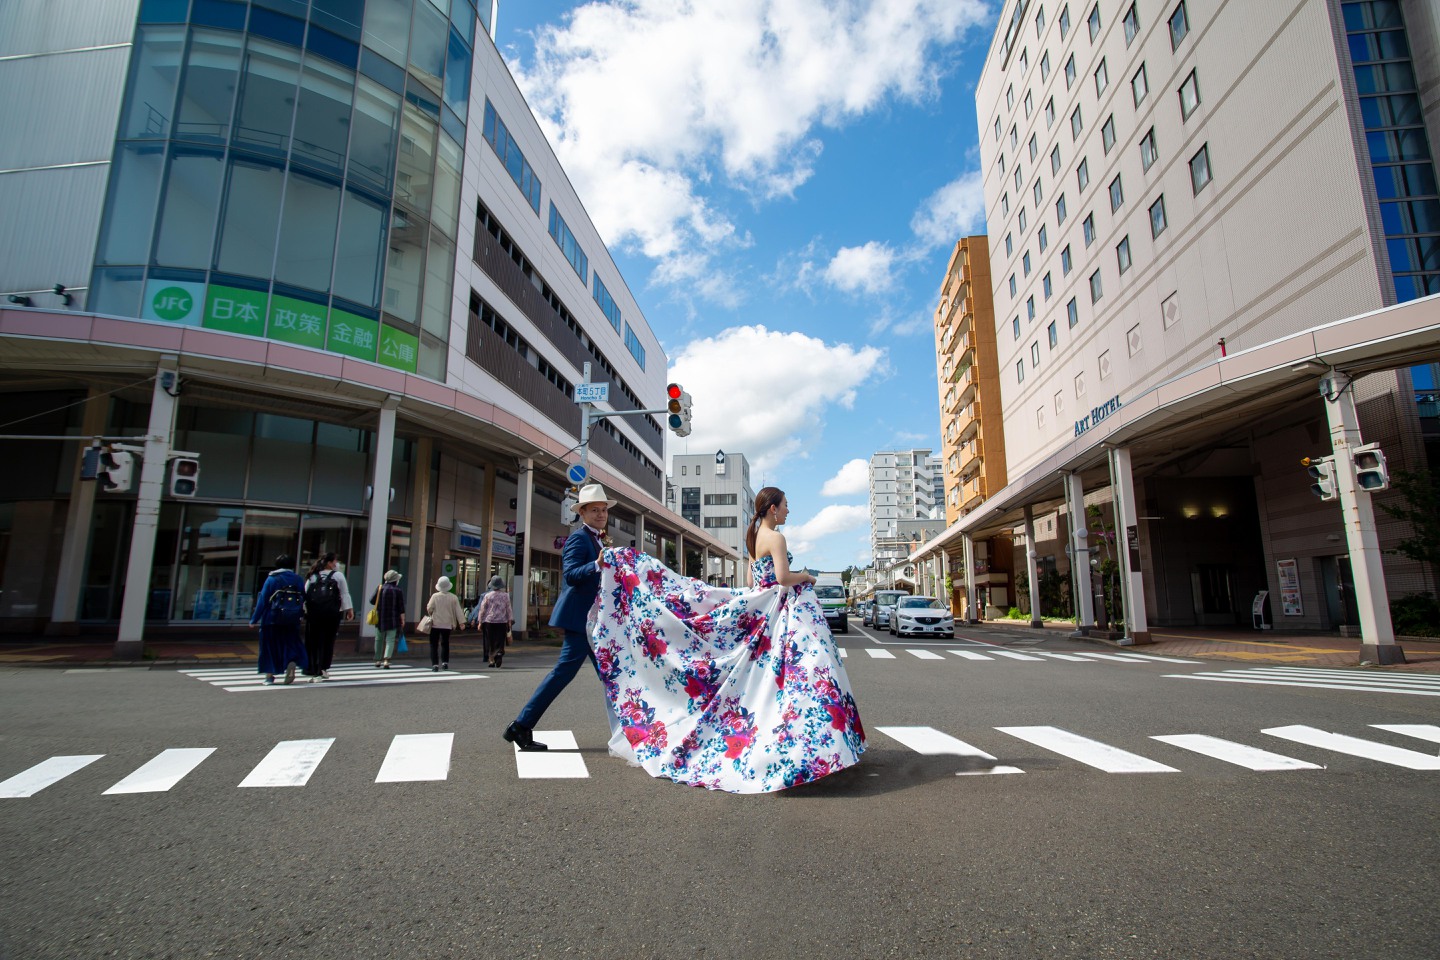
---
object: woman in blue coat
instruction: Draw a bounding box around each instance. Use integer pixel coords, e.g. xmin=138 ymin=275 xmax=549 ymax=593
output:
xmin=250 ymin=553 xmax=309 ymax=685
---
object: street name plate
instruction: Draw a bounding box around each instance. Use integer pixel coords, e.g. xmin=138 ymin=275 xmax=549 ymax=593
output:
xmin=574 ymin=383 xmax=609 ymax=403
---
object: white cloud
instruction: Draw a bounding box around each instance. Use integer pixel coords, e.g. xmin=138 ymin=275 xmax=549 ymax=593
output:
xmin=910 ymin=168 xmax=987 ymax=250
xmin=667 ymin=324 xmax=886 ymax=476
xmin=821 ymin=458 xmax=870 ymax=496
xmin=824 ymin=241 xmax=898 ymax=295
xmin=785 ymin=503 xmax=870 ymax=555
xmin=512 ymin=0 xmax=991 ymax=291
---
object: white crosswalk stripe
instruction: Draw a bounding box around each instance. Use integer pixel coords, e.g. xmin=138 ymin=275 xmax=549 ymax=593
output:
xmin=948 ymin=650 xmax=994 ymax=660
xmin=239 ymin=738 xmax=336 ymax=787
xmin=988 ymin=650 xmax=1046 ymax=661
xmin=1371 ymin=723 xmax=1440 ymax=746
xmin=103 ymin=748 xmax=215 ymax=794
xmin=1034 ymin=652 xmax=1095 ymax=662
xmin=0 ymin=755 xmax=104 ymax=797
xmin=1167 ymin=667 xmax=1440 ymax=697
xmin=1262 ymin=725 xmax=1440 ymax=770
xmin=906 ymin=649 xmax=946 ymax=660
xmin=876 ymin=726 xmax=1023 ymax=775
xmin=1149 ymin=735 xmax=1322 ymax=771
xmin=514 ymin=730 xmax=589 ymax=779
xmin=179 ymin=663 xmax=484 ymax=692
xmin=375 ymin=734 xmax=453 ymax=783
xmin=996 ymin=725 xmax=1179 ymax=773
xmin=864 ymin=648 xmax=896 ymax=659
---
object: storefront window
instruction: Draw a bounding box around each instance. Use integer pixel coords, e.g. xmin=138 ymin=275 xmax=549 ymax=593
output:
xmin=235 ymin=508 xmax=301 ymax=618
xmin=174 ymin=506 xmax=244 ymax=621
xmin=249 ymin=413 xmax=314 ymax=502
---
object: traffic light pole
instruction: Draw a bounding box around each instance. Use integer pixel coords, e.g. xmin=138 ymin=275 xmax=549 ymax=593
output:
xmin=1322 ymin=373 xmax=1402 ymax=663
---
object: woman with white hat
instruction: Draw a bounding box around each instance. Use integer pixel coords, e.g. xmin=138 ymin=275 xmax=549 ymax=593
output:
xmin=425 ymin=575 xmax=465 ymax=671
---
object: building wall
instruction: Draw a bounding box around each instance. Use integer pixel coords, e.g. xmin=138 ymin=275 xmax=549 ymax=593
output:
xmin=669 ymin=452 xmax=755 ymax=562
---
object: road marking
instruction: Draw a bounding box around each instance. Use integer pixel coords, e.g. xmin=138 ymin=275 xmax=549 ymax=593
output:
xmin=1167 ymin=673 xmax=1440 ymax=697
xmin=1262 ymin=725 xmax=1440 ymax=770
xmin=0 ymin=755 xmax=104 ymax=798
xmin=1104 ymin=652 xmax=1205 ymax=664
xmin=988 ymin=650 xmax=1045 ymax=661
xmin=1070 ymin=652 xmax=1148 ymax=663
xmin=838 ymin=648 xmax=847 ymax=658
xmin=1371 ymin=724 xmax=1440 ymax=747
xmin=947 ymin=650 xmax=994 ymax=660
xmin=375 ymin=733 xmax=454 ymax=783
xmin=1237 ymin=667 xmax=1440 ymax=688
xmin=179 ymin=664 xmax=483 ymax=693
xmin=864 ymin=649 xmax=897 ymax=659
xmin=515 ymin=730 xmax=589 ymax=779
xmin=1150 ymin=735 xmax=1322 ymax=771
xmin=877 ymin=726 xmax=1023 ymax=775
xmin=238 ymin=738 xmax=336 ymax=787
xmin=1034 ymin=652 xmax=1094 ymax=662
xmin=103 ymin=748 xmax=216 ymax=794
xmin=996 ymin=726 xmax=1179 ymax=773
xmin=906 ymin=649 xmax=946 ymax=660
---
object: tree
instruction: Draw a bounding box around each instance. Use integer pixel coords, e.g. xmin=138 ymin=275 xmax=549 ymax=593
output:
xmin=1379 ymin=469 xmax=1440 ymax=572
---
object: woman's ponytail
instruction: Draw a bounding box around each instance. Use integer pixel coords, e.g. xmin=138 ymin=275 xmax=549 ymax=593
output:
xmin=746 ymin=486 xmax=785 ymax=557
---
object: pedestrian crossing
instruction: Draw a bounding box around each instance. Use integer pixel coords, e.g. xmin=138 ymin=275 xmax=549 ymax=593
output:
xmin=3 ymin=721 xmax=1437 ymax=796
xmin=1166 ymin=666 xmax=1440 ymax=698
xmin=838 ymin=647 xmax=1203 ymax=666
xmin=178 ymin=663 xmax=484 ymax=692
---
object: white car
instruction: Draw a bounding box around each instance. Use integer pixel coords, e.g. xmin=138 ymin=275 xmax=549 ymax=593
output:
xmin=890 ymin=596 xmax=954 ymax=638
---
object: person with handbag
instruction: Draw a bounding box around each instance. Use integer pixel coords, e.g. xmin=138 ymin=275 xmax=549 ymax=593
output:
xmin=371 ymin=570 xmax=405 ymax=668
xmin=302 ymin=553 xmax=352 ymax=682
xmin=477 ymin=575 xmax=513 ymax=668
xmin=423 ymin=575 xmax=465 ymax=671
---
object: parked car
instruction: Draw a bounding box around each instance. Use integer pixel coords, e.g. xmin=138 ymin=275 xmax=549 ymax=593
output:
xmin=872 ymin=589 xmax=910 ymax=631
xmin=813 ymin=576 xmax=848 ymax=633
xmin=890 ymin=595 xmax=954 ymax=638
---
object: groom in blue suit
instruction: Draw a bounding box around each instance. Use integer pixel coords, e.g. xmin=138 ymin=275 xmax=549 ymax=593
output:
xmin=504 ymin=483 xmax=617 ymax=752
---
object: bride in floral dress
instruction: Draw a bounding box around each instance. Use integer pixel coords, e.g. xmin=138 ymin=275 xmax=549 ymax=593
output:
xmin=590 ymin=486 xmax=865 ymax=793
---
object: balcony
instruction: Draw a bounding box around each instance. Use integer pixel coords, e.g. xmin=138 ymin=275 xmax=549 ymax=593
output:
xmin=944 ymin=387 xmax=959 ymax=414
xmin=957 ymin=400 xmax=982 ymax=441
xmin=959 ymin=474 xmax=987 ymax=510
xmin=953 ymin=329 xmax=975 ymax=360
xmin=958 ymin=437 xmax=983 ymax=477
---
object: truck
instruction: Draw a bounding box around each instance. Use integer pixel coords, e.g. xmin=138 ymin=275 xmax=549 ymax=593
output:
xmin=813 ymin=575 xmax=848 ymax=633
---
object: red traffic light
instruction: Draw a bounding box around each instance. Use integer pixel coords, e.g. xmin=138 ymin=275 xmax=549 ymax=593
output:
xmin=666 ymin=382 xmax=683 ymax=400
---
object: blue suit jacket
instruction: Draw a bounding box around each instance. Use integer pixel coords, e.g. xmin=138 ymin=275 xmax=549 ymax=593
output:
xmin=548 ymin=527 xmax=602 ymax=632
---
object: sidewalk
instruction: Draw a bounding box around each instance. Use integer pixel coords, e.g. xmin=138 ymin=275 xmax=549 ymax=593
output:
xmin=959 ymin=618 xmax=1440 ymax=673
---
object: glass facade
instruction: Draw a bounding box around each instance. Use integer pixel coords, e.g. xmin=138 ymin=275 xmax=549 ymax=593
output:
xmin=89 ymin=0 xmax=481 ymax=381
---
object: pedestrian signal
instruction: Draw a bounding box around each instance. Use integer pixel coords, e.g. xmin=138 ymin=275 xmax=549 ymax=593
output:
xmin=170 ymin=457 xmax=200 ymax=498
xmin=1301 ymin=455 xmax=1337 ymax=501
xmin=665 ymin=382 xmax=692 ymax=437
xmin=1351 ymin=443 xmax=1389 ymax=492
xmin=98 ymin=448 xmax=135 ymax=493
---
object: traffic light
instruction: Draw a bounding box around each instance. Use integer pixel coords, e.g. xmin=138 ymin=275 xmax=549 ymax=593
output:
xmin=665 ymin=382 xmax=692 ymax=437
xmin=97 ymin=448 xmax=135 ymax=493
xmin=1302 ymin=455 xmax=1337 ymax=501
xmin=1351 ymin=443 xmax=1389 ymax=492
xmin=170 ymin=457 xmax=200 ymax=498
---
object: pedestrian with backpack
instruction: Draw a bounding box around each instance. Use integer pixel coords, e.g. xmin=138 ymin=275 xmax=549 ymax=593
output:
xmin=250 ymin=553 xmax=309 ymax=685
xmin=302 ymin=552 xmax=352 ymax=682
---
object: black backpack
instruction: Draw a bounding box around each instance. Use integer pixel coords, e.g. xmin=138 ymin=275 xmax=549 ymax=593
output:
xmin=268 ymin=578 xmax=305 ymax=626
xmin=305 ymin=572 xmax=343 ymax=618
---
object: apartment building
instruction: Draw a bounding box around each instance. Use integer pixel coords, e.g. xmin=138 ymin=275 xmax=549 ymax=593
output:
xmin=869 ymin=449 xmax=943 ymax=572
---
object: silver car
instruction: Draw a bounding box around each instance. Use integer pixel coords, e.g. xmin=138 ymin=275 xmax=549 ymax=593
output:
xmin=890 ymin=596 xmax=955 ymax=638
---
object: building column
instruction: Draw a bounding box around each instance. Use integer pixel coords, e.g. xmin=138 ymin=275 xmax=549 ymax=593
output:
xmin=481 ymin=459 xmax=496 ymax=577
xmin=675 ymin=531 xmax=685 ymax=576
xmin=1324 ymin=374 xmax=1402 ymax=662
xmin=1065 ymin=471 xmax=1095 ymax=633
xmin=511 ymin=457 xmax=534 ymax=642
xmin=360 ymin=396 xmax=400 ymax=653
xmin=1107 ymin=445 xmax=1151 ymax=645
xmin=962 ymin=533 xmax=978 ymax=622
xmin=48 ymin=386 xmax=109 ymax=635
xmin=633 ymin=512 xmax=645 ymax=554
xmin=115 ymin=357 xmax=180 ymax=659
xmin=408 ymin=436 xmax=433 ymax=617
xmin=1022 ymin=505 xmax=1043 ymax=628
xmin=940 ymin=550 xmax=952 ymax=616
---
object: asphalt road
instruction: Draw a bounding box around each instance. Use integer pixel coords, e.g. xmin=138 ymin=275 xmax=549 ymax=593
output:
xmin=2 ymin=625 xmax=1437 ymax=960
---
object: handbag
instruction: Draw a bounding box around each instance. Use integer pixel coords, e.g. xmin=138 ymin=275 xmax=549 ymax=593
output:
xmin=415 ymin=615 xmax=433 ymax=635
xmin=365 ymin=606 xmax=379 ymax=626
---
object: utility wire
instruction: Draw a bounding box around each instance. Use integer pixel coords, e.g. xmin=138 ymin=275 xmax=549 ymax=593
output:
xmin=0 ymin=376 xmax=157 ymax=431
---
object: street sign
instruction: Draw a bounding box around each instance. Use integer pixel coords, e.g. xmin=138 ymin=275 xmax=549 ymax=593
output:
xmin=567 ymin=463 xmax=588 ymax=485
xmin=574 ymin=382 xmax=609 ymax=404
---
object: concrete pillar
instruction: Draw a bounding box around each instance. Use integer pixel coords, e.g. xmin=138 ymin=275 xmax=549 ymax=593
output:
xmin=1323 ymin=374 xmax=1401 ymax=662
xmin=115 ymin=357 xmax=180 ymax=658
xmin=634 ymin=512 xmax=645 ymax=554
xmin=408 ymin=436 xmax=433 ymax=617
xmin=1022 ymin=505 xmax=1043 ymax=628
xmin=940 ymin=550 xmax=952 ymax=615
xmin=1065 ymin=471 xmax=1095 ymax=632
xmin=48 ymin=386 xmax=109 ymax=634
xmin=1107 ymin=445 xmax=1151 ymax=644
xmin=481 ymin=459 xmax=496 ymax=577
xmin=512 ymin=456 xmax=534 ymax=642
xmin=360 ymin=396 xmax=400 ymax=652
xmin=675 ymin=532 xmax=685 ymax=576
xmin=962 ymin=533 xmax=978 ymax=622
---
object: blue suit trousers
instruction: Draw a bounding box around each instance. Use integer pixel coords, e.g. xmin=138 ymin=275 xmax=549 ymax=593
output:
xmin=516 ymin=629 xmax=605 ymax=729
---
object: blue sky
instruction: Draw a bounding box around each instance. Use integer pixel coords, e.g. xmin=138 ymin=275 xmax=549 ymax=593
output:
xmin=493 ymin=0 xmax=998 ymax=570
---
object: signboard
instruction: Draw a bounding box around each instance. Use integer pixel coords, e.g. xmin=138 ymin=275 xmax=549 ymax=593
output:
xmin=715 ymin=450 xmax=726 ymax=475
xmin=266 ymin=293 xmax=327 ymax=349
xmin=451 ymin=521 xmax=485 ymax=554
xmin=1252 ymin=590 xmax=1271 ymax=630
xmin=1074 ymin=394 xmax=1123 ymax=438
xmin=1276 ymin=559 xmax=1302 ymax=616
xmin=566 ymin=463 xmax=588 ymax=485
xmin=377 ymin=324 xmax=419 ymax=373
xmin=574 ymin=382 xmax=609 ymax=403
xmin=203 ymin=283 xmax=267 ymax=337
xmin=143 ymin=279 xmax=205 ymax=326
xmin=439 ymin=558 xmax=458 ymax=586
xmin=1126 ymin=524 xmax=1140 ymax=567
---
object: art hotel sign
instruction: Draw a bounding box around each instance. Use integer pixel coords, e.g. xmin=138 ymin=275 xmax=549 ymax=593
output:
xmin=1074 ymin=395 xmax=1123 ymax=438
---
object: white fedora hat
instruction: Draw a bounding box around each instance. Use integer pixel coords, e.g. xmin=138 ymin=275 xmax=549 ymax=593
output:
xmin=575 ymin=483 xmax=617 ymax=507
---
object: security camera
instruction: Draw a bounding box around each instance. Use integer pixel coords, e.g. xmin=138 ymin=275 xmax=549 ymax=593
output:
xmin=7 ymin=295 xmax=31 ymax=306
xmin=53 ymin=284 xmax=72 ymax=306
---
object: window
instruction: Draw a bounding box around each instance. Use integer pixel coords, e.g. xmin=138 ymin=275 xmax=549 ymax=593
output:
xmin=1123 ymin=3 xmax=1139 ymax=45
xmin=1077 ymin=157 xmax=1090 ymax=190
xmin=592 ymin=275 xmax=623 ymax=333
xmin=1023 ymin=251 xmax=1032 ymax=276
xmin=1169 ymin=1 xmax=1189 ymax=49
xmin=1011 ymin=125 xmax=1019 ymax=149
xmin=1024 ymin=90 xmax=1034 ymax=117
xmin=1087 ymin=4 xmax=1101 ymax=41
xmin=1034 ymin=179 xmax=1044 ymax=206
xmin=1060 ymin=4 xmax=1071 ymax=38
xmin=998 ymin=153 xmax=1006 ymax=175
xmin=704 ymin=493 xmax=738 ymax=505
xmin=1051 ymin=145 xmax=1062 ymax=174
xmin=1028 ymin=134 xmax=1038 ymax=162
xmin=1090 ymin=269 xmax=1104 ymax=302
xmin=1015 ymin=165 xmax=1024 ymax=190
xmin=1071 ymin=105 xmax=1084 ymax=140
xmin=1061 ymin=244 xmax=1073 ymax=275
xmin=1140 ymin=127 xmax=1158 ymax=170
xmin=1002 ymin=193 xmax=1010 ymax=216
xmin=1095 ymin=59 xmax=1109 ymax=96
xmin=681 ymin=465 xmax=687 ymax=475
xmin=1041 ymin=51 xmax=1051 ymax=81
xmin=1179 ymin=69 xmax=1201 ymax=120
xmin=1027 ymin=295 xmax=1036 ymax=319
xmin=1019 ymin=207 xmax=1028 ymax=232
xmin=1019 ymin=49 xmax=1029 ymax=74
xmin=1083 ymin=212 xmax=1096 ymax=246
xmin=1032 ymin=342 xmax=1042 ymax=367
xmin=1048 ymin=320 xmax=1058 ymax=347
xmin=1036 ymin=4 xmax=1046 ymax=36
xmin=623 ymin=322 xmax=646 ymax=369
xmin=994 ymin=117 xmax=1002 ymax=141
xmin=1150 ymin=195 xmax=1168 ymax=237
xmin=1038 ymin=223 xmax=1048 ymax=251
xmin=1132 ymin=64 xmax=1149 ymax=106
xmin=1056 ymin=192 xmax=1068 ymax=224
xmin=548 ymin=202 xmax=589 ymax=283
xmin=1102 ymin=115 xmax=1116 ymax=153
xmin=1065 ymin=53 xmax=1076 ymax=88
xmin=1067 ymin=296 xmax=1079 ymax=327
xmin=703 ymin=516 xmax=737 ymax=529
xmin=1009 ymin=273 xmax=1017 ymax=296
xmin=1045 ymin=97 xmax=1056 ymax=128
xmin=1190 ymin=143 xmax=1212 ymax=193
xmin=1043 ymin=271 xmax=1053 ymax=299
xmin=1017 ymin=359 xmax=1026 ymax=383
xmin=1007 ymin=85 xmax=1015 ymax=110
xmin=1005 ymin=232 xmax=1014 ymax=256
xmin=1109 ymin=173 xmax=1125 ymax=210
xmin=1117 ymin=235 xmax=1132 ymax=273
xmin=483 ymin=99 xmax=542 ymax=213
xmin=1013 ymin=316 xmax=1021 ymax=340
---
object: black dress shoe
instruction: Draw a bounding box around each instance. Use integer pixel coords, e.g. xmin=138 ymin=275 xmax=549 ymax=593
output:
xmin=503 ymin=721 xmax=548 ymax=751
